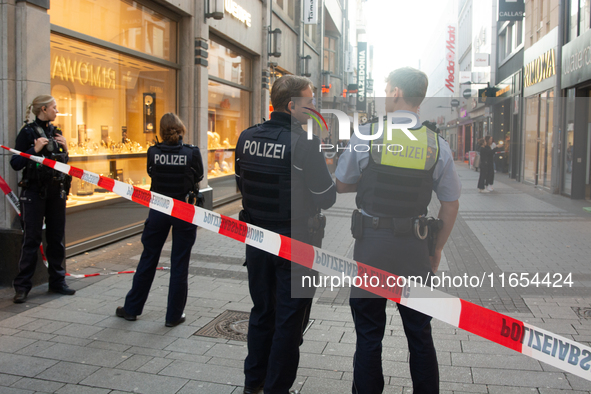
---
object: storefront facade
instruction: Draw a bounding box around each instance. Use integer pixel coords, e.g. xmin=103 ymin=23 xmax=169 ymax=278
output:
xmin=561 ymin=26 xmax=591 ymax=199
xmin=493 ymin=72 xmax=521 ymax=177
xmin=0 ymin=0 xmax=328 ymax=260
xmin=521 ymin=28 xmax=558 ymax=189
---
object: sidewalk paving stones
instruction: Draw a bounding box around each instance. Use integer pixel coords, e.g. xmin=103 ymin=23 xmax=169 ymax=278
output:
xmin=0 ymin=164 xmax=591 ymax=392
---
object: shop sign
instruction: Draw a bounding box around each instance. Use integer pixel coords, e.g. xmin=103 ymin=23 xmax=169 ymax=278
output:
xmin=474 ymin=53 xmax=490 ymax=67
xmin=478 ymin=87 xmax=499 ymax=104
xmin=225 ymin=0 xmax=251 ymax=27
xmin=561 ymin=27 xmax=591 ymax=88
xmin=51 ymin=55 xmax=116 ymax=89
xmin=523 ymin=27 xmax=557 ymax=95
xmin=460 ymin=71 xmax=471 ymax=83
xmin=445 ymin=25 xmax=456 ymax=94
xmin=356 ymin=42 xmax=367 ymax=111
xmin=498 ymin=0 xmax=525 ymax=22
xmin=495 ymin=84 xmax=511 ymax=97
xmin=304 ymin=0 xmax=317 ymax=25
xmin=524 ymin=49 xmax=556 ymax=88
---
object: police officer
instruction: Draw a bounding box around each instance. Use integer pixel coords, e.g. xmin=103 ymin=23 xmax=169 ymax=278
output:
xmin=116 ymin=112 xmax=203 ymax=327
xmin=335 ymin=67 xmax=461 ymax=394
xmin=236 ymin=75 xmax=336 ymax=394
xmin=11 ymin=95 xmax=74 ymax=303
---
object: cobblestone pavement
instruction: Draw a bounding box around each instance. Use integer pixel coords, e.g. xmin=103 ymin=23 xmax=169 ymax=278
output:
xmin=1 ymin=163 xmax=591 ymax=393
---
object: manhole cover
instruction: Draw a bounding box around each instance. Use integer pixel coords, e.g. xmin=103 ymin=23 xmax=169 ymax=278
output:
xmin=573 ymin=307 xmax=591 ymax=319
xmin=195 ymin=310 xmax=250 ymax=341
xmin=195 ymin=310 xmax=315 ymax=341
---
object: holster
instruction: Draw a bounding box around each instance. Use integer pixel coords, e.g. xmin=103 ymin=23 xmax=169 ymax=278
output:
xmin=308 ymin=212 xmax=326 ymax=247
xmin=351 ymin=209 xmax=364 ymax=240
xmin=427 ymin=218 xmax=443 ymax=256
xmin=61 ymin=175 xmax=72 ymax=198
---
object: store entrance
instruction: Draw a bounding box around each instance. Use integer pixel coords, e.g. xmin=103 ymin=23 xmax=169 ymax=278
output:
xmin=463 ymin=124 xmax=472 ymax=161
xmin=586 ymin=93 xmax=591 ymax=200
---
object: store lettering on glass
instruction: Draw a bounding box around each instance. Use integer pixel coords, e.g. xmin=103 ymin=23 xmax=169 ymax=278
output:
xmin=51 ymin=55 xmax=116 ymax=89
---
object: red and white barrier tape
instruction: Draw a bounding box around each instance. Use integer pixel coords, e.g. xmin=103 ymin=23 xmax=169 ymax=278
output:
xmin=1 ymin=174 xmax=48 ymax=265
xmin=2 ymin=144 xmax=591 ymax=382
xmin=66 ymin=266 xmax=170 ymax=278
xmin=0 ymin=175 xmax=21 ymax=217
xmin=0 ymin=174 xmax=165 ymax=276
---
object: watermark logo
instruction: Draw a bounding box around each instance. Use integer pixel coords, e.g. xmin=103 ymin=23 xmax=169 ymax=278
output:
xmin=303 ymin=107 xmax=328 ymax=131
xmin=304 ymin=109 xmax=421 ymax=142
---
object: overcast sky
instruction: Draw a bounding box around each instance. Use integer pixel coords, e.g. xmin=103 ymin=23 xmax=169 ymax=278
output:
xmin=363 ymin=0 xmax=455 ymax=96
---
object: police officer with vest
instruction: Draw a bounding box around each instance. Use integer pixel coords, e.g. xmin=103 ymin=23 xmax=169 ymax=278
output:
xmin=11 ymin=95 xmax=74 ymax=303
xmin=116 ymin=113 xmax=203 ymax=327
xmin=236 ymin=75 xmax=336 ymax=394
xmin=335 ymin=67 xmax=461 ymax=394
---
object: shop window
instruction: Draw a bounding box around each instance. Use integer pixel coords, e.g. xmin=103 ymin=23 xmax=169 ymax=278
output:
xmin=324 ymin=36 xmax=338 ymax=74
xmin=207 ymin=38 xmax=252 ymax=202
xmin=564 ymin=89 xmax=576 ymax=195
xmin=499 ymin=21 xmax=523 ymax=63
xmin=570 ymin=0 xmax=579 ymax=41
xmin=50 ymin=34 xmax=176 ymax=206
xmin=274 ymin=0 xmax=295 ymax=21
xmin=568 ymin=0 xmax=591 ymax=41
xmin=305 ymin=24 xmax=317 ymax=44
xmin=208 ymin=41 xmax=252 ymax=88
xmin=49 ymin=0 xmax=177 ymax=62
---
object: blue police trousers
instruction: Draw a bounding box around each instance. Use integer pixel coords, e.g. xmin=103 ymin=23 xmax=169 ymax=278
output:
xmin=350 ymin=227 xmax=438 ymax=394
xmin=244 ymin=235 xmax=316 ymax=394
xmin=13 ymin=184 xmax=67 ymax=293
xmin=124 ymin=209 xmax=197 ymax=323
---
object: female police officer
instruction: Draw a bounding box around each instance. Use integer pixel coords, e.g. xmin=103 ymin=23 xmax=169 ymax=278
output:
xmin=11 ymin=95 xmax=73 ymax=303
xmin=116 ymin=113 xmax=203 ymax=327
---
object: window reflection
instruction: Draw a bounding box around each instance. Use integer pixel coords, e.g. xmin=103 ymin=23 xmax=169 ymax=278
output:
xmin=48 ymin=0 xmax=177 ymax=62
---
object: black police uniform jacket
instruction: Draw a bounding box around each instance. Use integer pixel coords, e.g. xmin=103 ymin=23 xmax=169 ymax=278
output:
xmin=235 ymin=111 xmax=336 ymax=230
xmin=10 ymin=118 xmax=69 ymax=187
xmin=147 ymin=138 xmax=204 ymax=201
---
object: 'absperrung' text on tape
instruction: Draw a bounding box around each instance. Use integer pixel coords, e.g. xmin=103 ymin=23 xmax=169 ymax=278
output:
xmin=2 ymin=144 xmax=591 ymax=382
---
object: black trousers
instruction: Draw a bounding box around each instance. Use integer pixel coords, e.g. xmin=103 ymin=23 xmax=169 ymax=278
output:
xmin=13 ymin=184 xmax=67 ymax=293
xmin=350 ymin=227 xmax=438 ymax=394
xmin=244 ymin=228 xmax=316 ymax=394
xmin=477 ymin=162 xmax=494 ymax=189
xmin=124 ymin=209 xmax=197 ymax=323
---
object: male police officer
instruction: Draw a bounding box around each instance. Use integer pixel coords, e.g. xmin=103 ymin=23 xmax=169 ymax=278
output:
xmin=236 ymin=75 xmax=336 ymax=394
xmin=335 ymin=67 xmax=461 ymax=394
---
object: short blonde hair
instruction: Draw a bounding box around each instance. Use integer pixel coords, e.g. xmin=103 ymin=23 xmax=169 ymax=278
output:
xmin=25 ymin=95 xmax=55 ymax=123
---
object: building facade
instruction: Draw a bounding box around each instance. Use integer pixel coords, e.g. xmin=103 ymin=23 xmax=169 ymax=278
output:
xmin=0 ymin=0 xmax=352 ymax=262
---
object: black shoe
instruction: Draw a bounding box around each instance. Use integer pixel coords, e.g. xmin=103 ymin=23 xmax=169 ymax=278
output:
xmin=165 ymin=313 xmax=186 ymax=327
xmin=13 ymin=290 xmax=28 ymax=304
xmin=48 ymin=285 xmax=76 ymax=295
xmin=243 ymin=384 xmax=264 ymax=394
xmin=116 ymin=306 xmax=137 ymax=321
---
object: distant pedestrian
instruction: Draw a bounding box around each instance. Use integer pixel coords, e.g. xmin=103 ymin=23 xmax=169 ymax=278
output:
xmin=478 ymin=136 xmax=494 ymax=193
xmin=116 ymin=113 xmax=203 ymax=327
